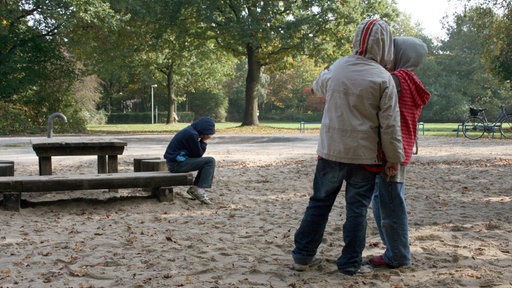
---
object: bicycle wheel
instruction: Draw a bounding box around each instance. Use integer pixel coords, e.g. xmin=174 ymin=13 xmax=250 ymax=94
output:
xmin=462 ymin=116 xmax=486 ymax=139
xmin=499 ymin=114 xmax=512 ymax=138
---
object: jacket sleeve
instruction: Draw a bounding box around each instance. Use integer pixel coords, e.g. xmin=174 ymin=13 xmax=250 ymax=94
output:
xmin=379 ymin=78 xmax=405 ymax=163
xmin=312 ymin=68 xmax=331 ymax=97
xmin=184 ymin=136 xmax=206 ymax=158
xmin=199 ymin=140 xmax=207 ymax=154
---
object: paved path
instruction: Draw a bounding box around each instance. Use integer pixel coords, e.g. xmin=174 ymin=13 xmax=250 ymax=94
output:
xmin=0 ymin=134 xmax=320 ymax=166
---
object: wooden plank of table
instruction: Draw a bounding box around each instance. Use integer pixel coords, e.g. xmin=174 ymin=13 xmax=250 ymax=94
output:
xmin=32 ymin=142 xmax=126 ymax=157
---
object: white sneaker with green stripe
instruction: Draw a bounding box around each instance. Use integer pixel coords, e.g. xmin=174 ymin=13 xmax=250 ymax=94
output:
xmin=186 ymin=187 xmax=211 ymax=205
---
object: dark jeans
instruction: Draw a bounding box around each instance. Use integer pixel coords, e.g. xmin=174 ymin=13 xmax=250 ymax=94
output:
xmin=166 ymin=156 xmax=215 ymax=188
xmin=371 ymin=174 xmax=411 ymax=267
xmin=292 ymin=158 xmax=376 ymax=274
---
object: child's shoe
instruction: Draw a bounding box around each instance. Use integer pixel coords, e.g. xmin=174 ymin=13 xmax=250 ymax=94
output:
xmin=186 ymin=187 xmax=212 ymax=205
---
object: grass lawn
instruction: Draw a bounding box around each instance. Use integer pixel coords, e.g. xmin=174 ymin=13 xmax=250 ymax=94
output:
xmin=87 ymin=122 xmax=306 ymax=135
xmin=87 ymin=122 xmax=464 ymax=137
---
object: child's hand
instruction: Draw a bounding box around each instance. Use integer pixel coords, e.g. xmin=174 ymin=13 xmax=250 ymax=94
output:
xmin=384 ymin=162 xmax=398 ymax=181
xmin=200 ymin=135 xmax=212 ymax=142
xmin=303 ymin=87 xmax=314 ymax=95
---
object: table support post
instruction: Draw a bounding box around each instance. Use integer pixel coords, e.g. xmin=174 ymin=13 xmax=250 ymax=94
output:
xmin=39 ymin=156 xmax=52 ymax=175
xmin=97 ymin=155 xmax=107 ymax=174
xmin=104 ymin=155 xmax=119 ymax=192
xmin=107 ymin=155 xmax=118 ymax=173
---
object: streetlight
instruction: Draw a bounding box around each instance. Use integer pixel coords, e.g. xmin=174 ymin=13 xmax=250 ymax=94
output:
xmin=151 ymin=84 xmax=157 ymax=124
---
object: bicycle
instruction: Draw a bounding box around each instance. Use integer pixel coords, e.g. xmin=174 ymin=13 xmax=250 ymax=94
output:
xmin=462 ymin=106 xmax=512 ymax=140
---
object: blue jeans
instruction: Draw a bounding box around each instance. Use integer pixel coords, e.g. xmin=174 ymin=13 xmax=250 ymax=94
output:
xmin=292 ymin=158 xmax=376 ymax=274
xmin=166 ymin=157 xmax=215 ymax=188
xmin=371 ymin=174 xmax=411 ymax=267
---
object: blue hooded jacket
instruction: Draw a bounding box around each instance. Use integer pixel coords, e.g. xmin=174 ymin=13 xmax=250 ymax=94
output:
xmin=164 ymin=117 xmax=216 ymax=162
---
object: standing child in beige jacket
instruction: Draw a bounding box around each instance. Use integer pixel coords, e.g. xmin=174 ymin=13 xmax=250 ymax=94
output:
xmin=292 ymin=18 xmax=404 ymax=276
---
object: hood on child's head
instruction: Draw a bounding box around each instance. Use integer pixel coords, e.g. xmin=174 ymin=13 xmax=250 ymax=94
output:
xmin=352 ymin=18 xmax=394 ymax=71
xmin=191 ymin=117 xmax=216 ymax=136
xmin=393 ymin=37 xmax=428 ymax=71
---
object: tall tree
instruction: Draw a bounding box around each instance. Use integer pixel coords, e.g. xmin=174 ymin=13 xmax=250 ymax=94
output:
xmin=196 ymin=0 xmax=374 ymax=126
xmin=0 ymin=0 xmax=117 ymax=132
xmin=263 ymin=57 xmax=322 ymax=115
xmin=417 ymin=5 xmax=511 ymax=121
xmin=78 ymin=1 xmax=235 ymax=123
xmin=456 ymin=0 xmax=512 ymax=81
xmin=483 ymin=1 xmax=512 ymax=81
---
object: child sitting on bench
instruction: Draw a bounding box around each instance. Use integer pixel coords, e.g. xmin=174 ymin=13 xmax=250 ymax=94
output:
xmin=164 ymin=117 xmax=216 ymax=205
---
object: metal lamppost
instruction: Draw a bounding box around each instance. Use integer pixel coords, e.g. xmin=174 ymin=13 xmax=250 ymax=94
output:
xmin=151 ymin=84 xmax=157 ymax=124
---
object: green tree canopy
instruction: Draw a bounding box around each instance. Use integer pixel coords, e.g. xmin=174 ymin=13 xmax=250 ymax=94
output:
xmin=418 ymin=4 xmax=511 ymax=121
xmin=0 ymin=0 xmax=117 ymax=133
xmin=195 ymin=0 xmax=397 ymax=125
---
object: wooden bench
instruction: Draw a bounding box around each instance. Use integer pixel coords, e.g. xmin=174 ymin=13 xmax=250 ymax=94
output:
xmin=0 ymin=171 xmax=193 ymax=211
xmin=133 ymin=157 xmax=167 ymax=172
xmin=0 ymin=161 xmax=14 ymax=177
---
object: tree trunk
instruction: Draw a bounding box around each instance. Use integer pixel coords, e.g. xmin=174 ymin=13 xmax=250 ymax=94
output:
xmin=242 ymin=44 xmax=261 ymax=126
xmin=164 ymin=63 xmax=175 ymax=124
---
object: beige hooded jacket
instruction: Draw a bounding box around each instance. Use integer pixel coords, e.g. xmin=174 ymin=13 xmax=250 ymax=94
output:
xmin=313 ymin=19 xmax=404 ymax=164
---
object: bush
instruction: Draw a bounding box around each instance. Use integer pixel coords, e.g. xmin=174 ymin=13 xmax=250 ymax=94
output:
xmin=108 ymin=113 xmax=149 ymax=124
xmin=0 ymin=103 xmax=32 ymax=135
xmin=82 ymin=109 xmax=107 ymax=125
xmin=108 ymin=111 xmax=196 ymax=124
xmin=187 ymin=89 xmax=228 ymax=122
xmin=176 ymin=112 xmax=195 ymax=123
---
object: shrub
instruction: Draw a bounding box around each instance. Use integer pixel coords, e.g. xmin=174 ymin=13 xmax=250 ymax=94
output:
xmin=0 ymin=103 xmax=32 ymax=135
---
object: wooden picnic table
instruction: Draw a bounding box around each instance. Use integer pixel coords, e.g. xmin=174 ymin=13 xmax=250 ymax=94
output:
xmin=32 ymin=139 xmax=127 ymax=176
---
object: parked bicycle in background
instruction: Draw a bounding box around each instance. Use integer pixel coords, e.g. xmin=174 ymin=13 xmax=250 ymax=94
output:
xmin=462 ymin=105 xmax=512 ymax=140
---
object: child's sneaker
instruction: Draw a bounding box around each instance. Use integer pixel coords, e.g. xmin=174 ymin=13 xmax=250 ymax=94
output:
xmin=186 ymin=187 xmax=212 ymax=205
xmin=339 ymin=264 xmax=373 ymax=275
xmin=292 ymin=258 xmax=323 ymax=271
xmin=367 ymin=255 xmax=390 ymax=268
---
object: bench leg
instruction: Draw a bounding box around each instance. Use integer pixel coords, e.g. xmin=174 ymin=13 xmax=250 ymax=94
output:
xmin=3 ymin=192 xmax=21 ymax=212
xmin=98 ymin=155 xmax=119 ymax=192
xmin=153 ymin=187 xmax=174 ymax=203
xmin=39 ymin=156 xmax=52 ymax=175
xmin=107 ymin=155 xmax=118 ymax=173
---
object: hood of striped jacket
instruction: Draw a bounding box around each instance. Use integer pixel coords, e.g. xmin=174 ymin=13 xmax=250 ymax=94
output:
xmin=352 ymin=19 xmax=394 ymax=71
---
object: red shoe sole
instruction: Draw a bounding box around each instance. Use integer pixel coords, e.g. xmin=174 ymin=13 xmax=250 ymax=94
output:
xmin=368 ymin=255 xmax=390 ymax=268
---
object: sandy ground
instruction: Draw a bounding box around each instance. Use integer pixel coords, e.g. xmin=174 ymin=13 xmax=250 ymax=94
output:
xmin=0 ymin=134 xmax=511 ymax=288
